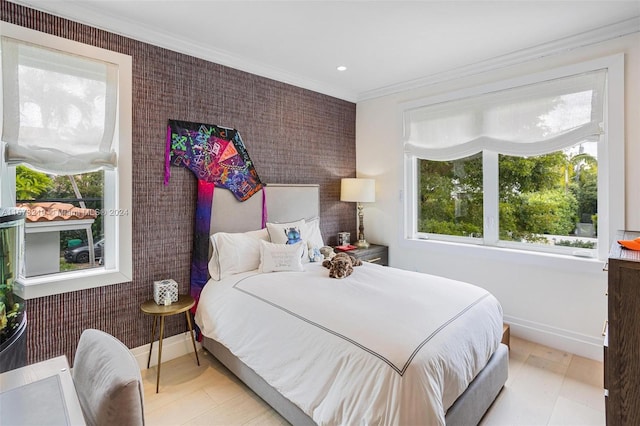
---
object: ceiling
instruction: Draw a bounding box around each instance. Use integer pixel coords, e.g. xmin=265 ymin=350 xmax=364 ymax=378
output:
xmin=10 ymin=1 xmax=640 ymax=102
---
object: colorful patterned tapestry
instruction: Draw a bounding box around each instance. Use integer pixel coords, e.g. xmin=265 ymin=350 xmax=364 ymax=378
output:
xmin=165 ymin=120 xmax=263 ymax=200
xmin=165 ymin=120 xmax=264 ymax=313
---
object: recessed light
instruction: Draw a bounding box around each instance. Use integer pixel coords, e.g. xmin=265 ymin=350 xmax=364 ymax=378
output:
xmin=337 ymin=65 xmax=347 ymax=71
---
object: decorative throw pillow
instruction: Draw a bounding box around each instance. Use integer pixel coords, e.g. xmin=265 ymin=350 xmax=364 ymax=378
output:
xmin=266 ymin=219 xmax=309 ymax=261
xmin=266 ymin=217 xmax=324 ymax=263
xmin=209 ymin=228 xmax=269 ymax=280
xmin=267 ymin=219 xmax=306 ymax=244
xmin=259 ymin=240 xmax=305 ymax=273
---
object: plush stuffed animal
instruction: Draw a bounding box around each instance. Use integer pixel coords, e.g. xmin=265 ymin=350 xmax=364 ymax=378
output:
xmin=322 ymin=252 xmax=362 ymax=279
xmin=308 ymin=242 xmax=323 ymax=262
xmin=319 ymin=246 xmax=336 ymax=260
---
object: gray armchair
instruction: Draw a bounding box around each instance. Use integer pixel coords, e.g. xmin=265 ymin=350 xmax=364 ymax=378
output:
xmin=72 ymin=329 xmax=145 ymax=426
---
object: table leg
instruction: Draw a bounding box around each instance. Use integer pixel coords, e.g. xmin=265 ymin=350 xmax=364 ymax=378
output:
xmin=185 ymin=311 xmax=200 ymax=366
xmin=146 ymin=315 xmax=157 ymax=369
xmin=156 ymin=316 xmax=165 ymax=393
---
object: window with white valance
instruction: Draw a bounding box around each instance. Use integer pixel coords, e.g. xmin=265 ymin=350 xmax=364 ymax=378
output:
xmin=404 ymin=70 xmax=606 ymax=161
xmin=1 ymin=36 xmax=118 ymax=174
xmin=402 ymin=56 xmax=624 ymax=260
xmin=0 ymin=22 xmax=132 ymax=298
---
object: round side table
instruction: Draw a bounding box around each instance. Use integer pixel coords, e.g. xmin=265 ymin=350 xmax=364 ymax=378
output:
xmin=140 ymin=294 xmax=200 ymax=393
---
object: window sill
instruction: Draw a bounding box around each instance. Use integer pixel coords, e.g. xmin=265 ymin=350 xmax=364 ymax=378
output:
xmin=15 ymin=267 xmax=132 ymax=299
xmin=400 ymin=237 xmax=606 ymax=275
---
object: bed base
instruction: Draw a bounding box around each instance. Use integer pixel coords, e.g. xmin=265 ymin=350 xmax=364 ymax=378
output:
xmin=202 ymin=337 xmax=508 ymax=425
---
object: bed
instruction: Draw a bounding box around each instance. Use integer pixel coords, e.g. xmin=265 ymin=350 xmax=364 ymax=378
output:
xmin=194 ymin=184 xmax=508 ymax=425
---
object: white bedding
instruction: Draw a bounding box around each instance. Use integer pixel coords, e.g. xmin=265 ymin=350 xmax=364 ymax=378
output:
xmin=195 ymin=262 xmax=503 ymax=425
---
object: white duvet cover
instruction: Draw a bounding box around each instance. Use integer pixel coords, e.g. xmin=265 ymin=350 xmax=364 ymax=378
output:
xmin=195 ymin=262 xmax=503 ymax=425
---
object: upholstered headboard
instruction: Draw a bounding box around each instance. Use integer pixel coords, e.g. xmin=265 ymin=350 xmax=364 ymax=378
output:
xmin=210 ymin=184 xmax=320 ymax=234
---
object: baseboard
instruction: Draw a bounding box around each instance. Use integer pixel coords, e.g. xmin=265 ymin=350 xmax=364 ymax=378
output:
xmin=503 ymin=315 xmax=603 ymax=362
xmin=130 ymin=331 xmax=202 ymax=370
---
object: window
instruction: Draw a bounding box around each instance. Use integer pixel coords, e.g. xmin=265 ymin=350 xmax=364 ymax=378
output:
xmin=418 ymin=154 xmax=483 ymax=239
xmin=16 ymin=167 xmax=105 ymax=276
xmin=403 ymin=56 xmax=624 ymax=260
xmin=0 ymin=22 xmax=132 ymax=298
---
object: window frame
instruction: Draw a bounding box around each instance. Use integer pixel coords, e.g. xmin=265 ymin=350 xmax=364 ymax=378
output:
xmin=0 ymin=22 xmax=132 ymax=299
xmin=402 ymin=54 xmax=624 ymax=261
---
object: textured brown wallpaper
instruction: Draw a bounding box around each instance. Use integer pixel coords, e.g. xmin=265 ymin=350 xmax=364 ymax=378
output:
xmin=0 ymin=1 xmax=356 ymax=364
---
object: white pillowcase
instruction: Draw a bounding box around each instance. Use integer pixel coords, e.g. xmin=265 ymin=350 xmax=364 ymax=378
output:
xmin=266 ymin=219 xmax=306 ymax=244
xmin=266 ymin=219 xmax=308 ymax=261
xmin=209 ymin=228 xmax=270 ymax=280
xmin=266 ymin=217 xmax=324 ymax=263
xmin=305 ymin=217 xmax=325 ymax=248
xmin=259 ymin=240 xmax=304 ymax=273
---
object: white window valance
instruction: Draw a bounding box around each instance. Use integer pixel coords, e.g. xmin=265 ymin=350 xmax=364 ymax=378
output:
xmin=1 ymin=36 xmax=118 ymax=174
xmin=404 ymin=70 xmax=607 ymax=161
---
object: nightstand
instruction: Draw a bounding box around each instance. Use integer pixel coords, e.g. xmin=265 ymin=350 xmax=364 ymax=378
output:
xmin=140 ymin=294 xmax=200 ymax=393
xmin=340 ymin=244 xmax=388 ymax=266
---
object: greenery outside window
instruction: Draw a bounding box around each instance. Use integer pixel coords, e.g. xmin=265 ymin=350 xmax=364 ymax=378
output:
xmin=419 ymin=142 xmax=598 ymax=253
xmin=418 ymin=154 xmax=483 ymax=239
xmin=498 ymin=142 xmax=598 ymax=250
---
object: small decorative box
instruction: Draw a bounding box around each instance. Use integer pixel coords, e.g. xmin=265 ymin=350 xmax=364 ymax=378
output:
xmin=153 ymin=279 xmax=178 ymax=305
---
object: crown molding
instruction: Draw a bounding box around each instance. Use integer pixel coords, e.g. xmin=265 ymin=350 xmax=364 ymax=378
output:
xmin=8 ymin=1 xmax=639 ymax=104
xmin=8 ymin=0 xmax=359 ymax=102
xmin=357 ymin=16 xmax=640 ymax=102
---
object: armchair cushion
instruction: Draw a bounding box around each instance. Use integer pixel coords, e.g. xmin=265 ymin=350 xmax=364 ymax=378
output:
xmin=72 ymin=329 xmax=144 ymax=426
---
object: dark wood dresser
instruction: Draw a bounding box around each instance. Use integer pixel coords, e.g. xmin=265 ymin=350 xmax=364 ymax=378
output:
xmin=606 ymin=230 xmax=640 ymax=425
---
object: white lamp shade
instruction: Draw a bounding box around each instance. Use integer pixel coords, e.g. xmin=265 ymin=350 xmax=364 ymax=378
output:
xmin=340 ymin=178 xmax=375 ymax=203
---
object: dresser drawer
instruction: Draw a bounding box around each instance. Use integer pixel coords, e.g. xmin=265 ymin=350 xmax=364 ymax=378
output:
xmin=339 ymin=244 xmax=389 ymax=266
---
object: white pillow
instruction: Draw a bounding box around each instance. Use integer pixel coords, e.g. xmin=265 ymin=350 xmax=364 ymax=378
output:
xmin=305 ymin=217 xmax=325 ymax=248
xmin=266 ymin=217 xmax=324 ymax=262
xmin=266 ymin=219 xmax=308 ymax=261
xmin=209 ymin=228 xmax=269 ymax=280
xmin=266 ymin=219 xmax=306 ymax=244
xmin=259 ymin=240 xmax=304 ymax=273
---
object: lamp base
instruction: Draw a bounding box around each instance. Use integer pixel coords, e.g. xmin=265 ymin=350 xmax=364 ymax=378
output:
xmin=355 ymin=239 xmax=370 ymax=249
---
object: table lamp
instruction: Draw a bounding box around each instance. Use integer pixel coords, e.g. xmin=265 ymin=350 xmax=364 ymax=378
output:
xmin=340 ymin=178 xmax=375 ymax=248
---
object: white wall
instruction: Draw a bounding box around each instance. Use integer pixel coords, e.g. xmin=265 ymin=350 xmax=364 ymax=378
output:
xmin=356 ymin=33 xmax=640 ymax=361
